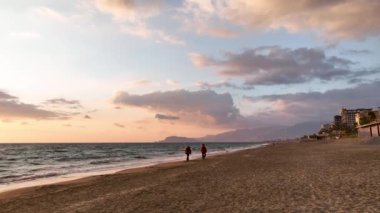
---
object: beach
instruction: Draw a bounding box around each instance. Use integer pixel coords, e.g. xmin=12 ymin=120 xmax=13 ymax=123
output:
xmin=1 ymin=139 xmax=380 ymax=212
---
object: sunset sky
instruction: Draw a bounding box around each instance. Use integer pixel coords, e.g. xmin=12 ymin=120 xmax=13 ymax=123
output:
xmin=1 ymin=0 xmax=379 ymax=142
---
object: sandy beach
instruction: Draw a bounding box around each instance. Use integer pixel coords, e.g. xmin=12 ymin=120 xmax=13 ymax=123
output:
xmin=1 ymin=139 xmax=380 ymax=212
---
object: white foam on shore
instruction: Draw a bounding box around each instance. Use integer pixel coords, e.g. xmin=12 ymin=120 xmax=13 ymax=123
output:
xmin=0 ymin=143 xmax=266 ymax=194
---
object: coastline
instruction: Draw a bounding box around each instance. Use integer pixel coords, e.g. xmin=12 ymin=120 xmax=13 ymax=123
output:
xmin=1 ymin=138 xmax=380 ymax=212
xmin=0 ymin=143 xmax=266 ymax=195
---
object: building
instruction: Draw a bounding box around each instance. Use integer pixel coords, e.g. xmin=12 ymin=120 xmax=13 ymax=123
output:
xmin=334 ymin=115 xmax=342 ymax=126
xmin=355 ymin=109 xmax=380 ymax=126
xmin=321 ymin=123 xmax=332 ymax=130
xmin=375 ymin=110 xmax=380 ymax=120
xmin=357 ymin=121 xmax=380 ymax=138
xmin=340 ymin=108 xmax=372 ymax=127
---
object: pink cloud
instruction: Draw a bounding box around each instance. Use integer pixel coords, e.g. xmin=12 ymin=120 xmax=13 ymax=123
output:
xmin=182 ymin=0 xmax=380 ymax=40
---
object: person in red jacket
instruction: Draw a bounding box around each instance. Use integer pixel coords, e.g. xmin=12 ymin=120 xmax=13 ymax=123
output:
xmin=201 ymin=144 xmax=207 ymax=159
xmin=185 ymin=146 xmax=192 ymax=161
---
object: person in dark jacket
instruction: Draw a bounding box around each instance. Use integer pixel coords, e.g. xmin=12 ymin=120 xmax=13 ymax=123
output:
xmin=201 ymin=144 xmax=207 ymax=159
xmin=185 ymin=146 xmax=192 ymax=161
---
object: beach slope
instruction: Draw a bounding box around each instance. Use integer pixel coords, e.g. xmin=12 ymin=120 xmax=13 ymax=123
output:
xmin=1 ymin=139 xmax=380 ymax=212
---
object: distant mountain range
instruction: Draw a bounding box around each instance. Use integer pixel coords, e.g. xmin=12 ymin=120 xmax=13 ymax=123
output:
xmin=158 ymin=121 xmax=325 ymax=143
xmin=158 ymin=136 xmax=200 ymax=143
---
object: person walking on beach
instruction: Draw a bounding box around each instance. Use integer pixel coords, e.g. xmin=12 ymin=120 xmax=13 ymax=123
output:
xmin=201 ymin=144 xmax=207 ymax=159
xmin=185 ymin=146 xmax=192 ymax=161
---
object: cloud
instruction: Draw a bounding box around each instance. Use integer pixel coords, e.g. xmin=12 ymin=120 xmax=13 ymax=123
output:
xmin=135 ymin=80 xmax=153 ymax=85
xmin=95 ymin=0 xmax=162 ymax=22
xmin=244 ymin=80 xmax=380 ymax=123
xmin=341 ymin=49 xmax=372 ymax=55
xmin=113 ymin=89 xmax=241 ymax=126
xmin=96 ymin=0 xmax=183 ymax=45
xmin=182 ymin=16 xmax=238 ymax=38
xmin=195 ymin=26 xmax=238 ymax=38
xmin=189 ymin=52 xmax=215 ymax=67
xmin=120 ymin=24 xmax=184 ymax=45
xmin=182 ymin=0 xmax=380 ymax=40
xmin=127 ymin=79 xmax=182 ymax=91
xmin=112 ymin=89 xmax=315 ymax=128
xmin=0 ymin=91 xmax=63 ymax=120
xmin=195 ymin=81 xmax=254 ymax=90
xmin=155 ymin=113 xmax=180 ymax=120
xmin=0 ymin=91 xmax=17 ymax=100
xmin=45 ymin=98 xmax=82 ymax=107
xmin=84 ymin=115 xmax=92 ymax=119
xmin=181 ymin=0 xmax=240 ymax=38
xmin=45 ymin=98 xmax=80 ymax=105
xmin=191 ymin=46 xmax=378 ymax=85
xmin=165 ymin=79 xmax=182 ymax=89
xmin=32 ymin=7 xmax=68 ymax=23
xmin=154 ymin=30 xmax=185 ymax=45
xmin=349 ymin=69 xmax=380 ymax=78
xmin=87 ymin=109 xmax=98 ymax=113
xmin=114 ymin=122 xmax=125 ymax=128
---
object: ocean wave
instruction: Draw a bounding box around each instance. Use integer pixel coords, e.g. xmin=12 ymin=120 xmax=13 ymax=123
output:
xmin=29 ymin=162 xmax=44 ymax=165
xmin=28 ymin=167 xmax=49 ymax=172
xmin=55 ymin=156 xmax=101 ymax=162
xmin=133 ymin=156 xmax=148 ymax=159
xmin=0 ymin=174 xmax=26 ymax=183
xmin=1 ymin=174 xmax=24 ymax=179
xmin=26 ymin=156 xmax=41 ymax=160
xmin=53 ymin=150 xmax=68 ymax=153
xmin=89 ymin=160 xmax=113 ymax=165
xmin=0 ymin=142 xmax=263 ymax=186
xmin=10 ymin=173 xmax=61 ymax=183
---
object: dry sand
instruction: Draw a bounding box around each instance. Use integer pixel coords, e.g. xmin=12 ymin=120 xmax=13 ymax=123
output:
xmin=1 ymin=139 xmax=380 ymax=212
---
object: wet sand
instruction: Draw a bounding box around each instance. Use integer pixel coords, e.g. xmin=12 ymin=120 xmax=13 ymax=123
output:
xmin=1 ymin=139 xmax=380 ymax=212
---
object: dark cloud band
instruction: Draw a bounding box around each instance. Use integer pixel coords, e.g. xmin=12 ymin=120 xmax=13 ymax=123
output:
xmin=191 ymin=46 xmax=377 ymax=86
xmin=0 ymin=91 xmax=63 ymax=120
xmin=113 ymin=89 xmax=241 ymax=125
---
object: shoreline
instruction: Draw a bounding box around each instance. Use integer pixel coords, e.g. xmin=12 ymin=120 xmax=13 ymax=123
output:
xmin=0 ymin=143 xmax=266 ymax=196
xmin=2 ymin=138 xmax=379 ymax=212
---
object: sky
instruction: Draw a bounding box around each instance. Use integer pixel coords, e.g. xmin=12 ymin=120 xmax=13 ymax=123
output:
xmin=0 ymin=0 xmax=379 ymax=142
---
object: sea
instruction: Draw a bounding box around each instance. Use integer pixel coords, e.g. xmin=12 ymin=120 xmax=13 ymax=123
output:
xmin=0 ymin=142 xmax=265 ymax=193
